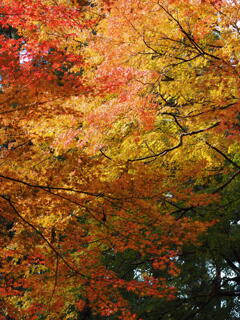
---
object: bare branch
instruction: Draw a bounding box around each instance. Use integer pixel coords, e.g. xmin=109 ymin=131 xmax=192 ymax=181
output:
xmin=0 ymin=174 xmax=104 ymax=198
xmin=206 ymin=142 xmax=240 ymax=169
xmin=100 ymin=148 xmax=112 ymax=160
xmin=157 ymin=2 xmax=221 ymax=61
xmin=213 ymin=169 xmax=240 ymax=194
xmin=0 ymin=195 xmax=89 ymax=279
xmin=129 ymin=122 xmax=219 ymax=162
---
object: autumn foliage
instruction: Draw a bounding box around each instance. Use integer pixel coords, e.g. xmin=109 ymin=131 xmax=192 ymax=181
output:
xmin=0 ymin=0 xmax=240 ymax=319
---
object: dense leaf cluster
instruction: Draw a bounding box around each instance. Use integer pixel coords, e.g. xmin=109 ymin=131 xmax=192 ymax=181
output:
xmin=0 ymin=0 xmax=240 ymax=319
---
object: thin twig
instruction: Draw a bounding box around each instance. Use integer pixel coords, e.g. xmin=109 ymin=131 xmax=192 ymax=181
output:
xmin=0 ymin=196 xmax=89 ymax=279
xmin=0 ymin=174 xmax=104 ymax=198
xmin=213 ymin=170 xmax=240 ymax=194
xmin=100 ymin=148 xmax=112 ymax=160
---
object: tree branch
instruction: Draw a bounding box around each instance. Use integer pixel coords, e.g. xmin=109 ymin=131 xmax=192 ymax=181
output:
xmin=206 ymin=142 xmax=240 ymax=169
xmin=213 ymin=169 xmax=240 ymax=194
xmin=0 ymin=174 xmax=105 ymax=198
xmin=0 ymin=195 xmax=89 ymax=279
xmin=128 ymin=122 xmax=219 ymax=162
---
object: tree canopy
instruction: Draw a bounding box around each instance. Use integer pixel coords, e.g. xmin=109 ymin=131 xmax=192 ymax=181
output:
xmin=0 ymin=0 xmax=240 ymax=319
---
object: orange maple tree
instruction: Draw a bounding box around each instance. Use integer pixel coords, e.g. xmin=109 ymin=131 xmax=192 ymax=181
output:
xmin=0 ymin=0 xmax=239 ymax=319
